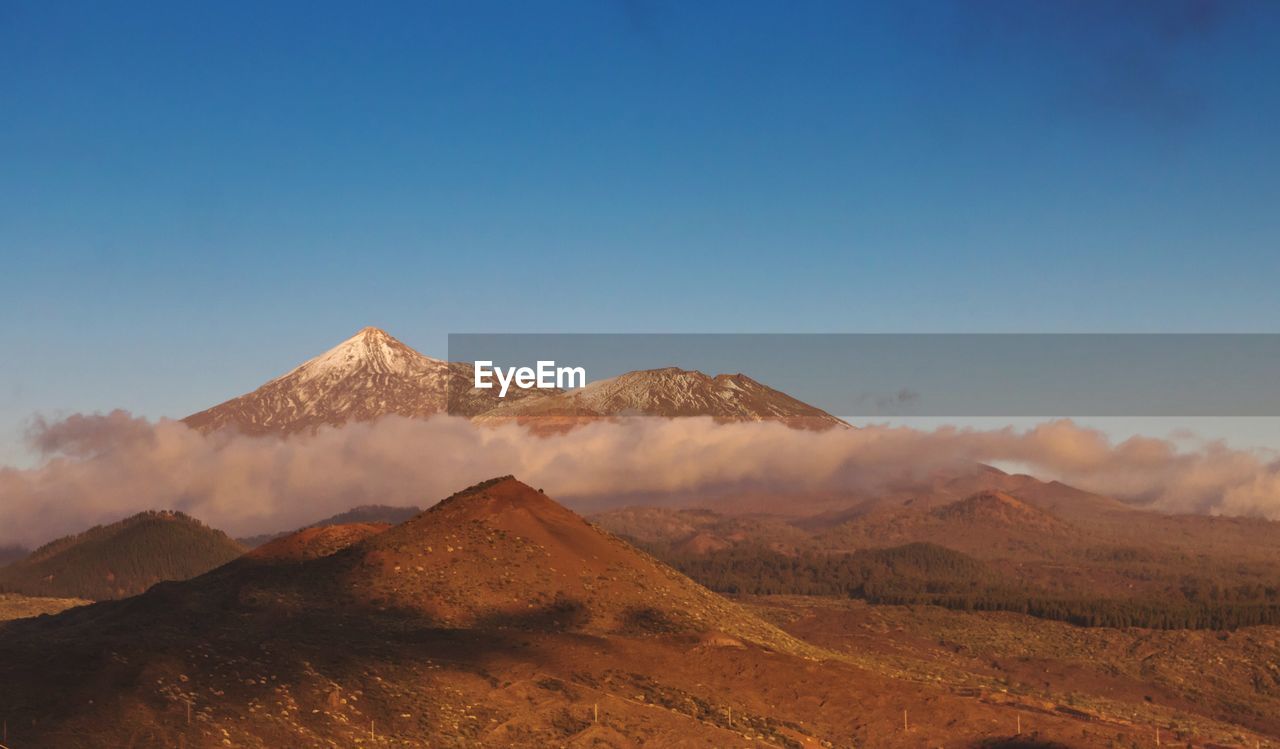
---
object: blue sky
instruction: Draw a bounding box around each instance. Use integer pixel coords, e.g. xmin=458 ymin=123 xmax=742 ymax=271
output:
xmin=2 ymin=1 xmax=1280 ymax=464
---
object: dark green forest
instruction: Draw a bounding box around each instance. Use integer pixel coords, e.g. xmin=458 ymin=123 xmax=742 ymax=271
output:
xmin=0 ymin=511 xmax=245 ymax=600
xmin=640 ymin=541 xmax=1280 ymax=630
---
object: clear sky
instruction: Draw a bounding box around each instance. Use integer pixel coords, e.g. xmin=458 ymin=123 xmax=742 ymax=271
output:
xmin=2 ymin=1 xmax=1280 ymax=465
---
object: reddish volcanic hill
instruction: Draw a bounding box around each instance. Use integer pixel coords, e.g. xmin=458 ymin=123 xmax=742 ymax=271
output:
xmin=930 ymin=490 xmax=1068 ymax=532
xmin=812 ymin=488 xmax=1078 ymax=559
xmin=322 ymin=477 xmax=805 ymax=646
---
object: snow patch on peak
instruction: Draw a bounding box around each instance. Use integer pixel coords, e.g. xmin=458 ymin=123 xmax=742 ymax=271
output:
xmin=183 ymin=329 xmax=847 ymax=435
xmin=276 ymin=327 xmax=443 ymax=384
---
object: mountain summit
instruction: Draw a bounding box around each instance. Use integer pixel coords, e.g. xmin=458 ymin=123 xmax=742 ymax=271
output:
xmin=183 ymin=327 xmax=455 ymax=434
xmin=325 ymin=476 xmax=808 ymax=644
xmin=282 ymin=326 xmax=433 ymax=382
xmin=182 ymin=327 xmax=540 ymax=434
xmin=184 ymin=328 xmax=845 ymax=434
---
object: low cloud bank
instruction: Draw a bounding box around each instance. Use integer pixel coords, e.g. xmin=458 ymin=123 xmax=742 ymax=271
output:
xmin=2 ymin=412 xmax=1279 ymax=546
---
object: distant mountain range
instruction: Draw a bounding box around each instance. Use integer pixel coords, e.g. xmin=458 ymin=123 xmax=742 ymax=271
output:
xmin=0 ymin=544 xmax=29 ymax=566
xmin=479 ymin=366 xmax=846 ymax=429
xmin=23 ymin=324 xmax=1280 ymax=616
xmin=592 ymin=464 xmax=1280 ymax=608
xmin=236 ymin=503 xmax=422 ymax=548
xmin=182 ymin=327 xmax=847 ymax=434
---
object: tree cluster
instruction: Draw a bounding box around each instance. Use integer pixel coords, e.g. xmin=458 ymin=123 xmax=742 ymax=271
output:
xmin=645 ymin=541 xmax=1280 ymax=630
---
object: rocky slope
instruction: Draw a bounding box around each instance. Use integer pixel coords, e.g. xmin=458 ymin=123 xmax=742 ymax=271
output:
xmin=480 ymin=366 xmax=848 ymax=428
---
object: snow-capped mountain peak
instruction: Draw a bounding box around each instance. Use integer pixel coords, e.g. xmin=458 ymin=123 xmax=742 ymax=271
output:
xmin=183 ymin=330 xmax=845 ymax=435
xmin=183 ymin=327 xmax=457 ymax=434
xmin=276 ymin=326 xmax=443 ymax=385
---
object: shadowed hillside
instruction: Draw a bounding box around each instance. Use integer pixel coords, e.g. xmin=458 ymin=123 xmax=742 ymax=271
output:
xmin=0 ymin=511 xmax=245 ymax=600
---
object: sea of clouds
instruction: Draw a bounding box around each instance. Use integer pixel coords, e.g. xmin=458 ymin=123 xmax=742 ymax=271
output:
xmin=3 ymin=411 xmax=1280 ymax=546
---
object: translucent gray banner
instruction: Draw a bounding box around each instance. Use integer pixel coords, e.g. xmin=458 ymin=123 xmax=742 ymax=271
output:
xmin=447 ymin=334 xmax=1280 ymax=417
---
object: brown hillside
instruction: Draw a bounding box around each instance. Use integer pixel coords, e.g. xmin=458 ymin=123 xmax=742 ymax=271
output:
xmin=589 ymin=505 xmax=810 ymax=553
xmin=807 ymin=488 xmax=1076 ymax=558
xmin=930 ymin=490 xmax=1069 ymax=533
xmin=0 ymin=477 xmax=1191 ymax=748
xmin=323 ymin=477 xmax=806 ymax=648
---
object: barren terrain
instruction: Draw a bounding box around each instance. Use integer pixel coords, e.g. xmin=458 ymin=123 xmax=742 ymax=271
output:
xmin=2 ymin=478 xmax=1250 ymax=748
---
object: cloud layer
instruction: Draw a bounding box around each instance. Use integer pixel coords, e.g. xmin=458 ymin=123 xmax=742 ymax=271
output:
xmin=3 ymin=412 xmax=1279 ymax=547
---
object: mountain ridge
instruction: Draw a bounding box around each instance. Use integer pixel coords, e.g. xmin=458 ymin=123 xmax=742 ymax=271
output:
xmin=479 ymin=366 xmax=849 ymax=428
xmin=182 ymin=327 xmax=847 ymax=434
xmin=236 ymin=503 xmax=422 ymax=548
